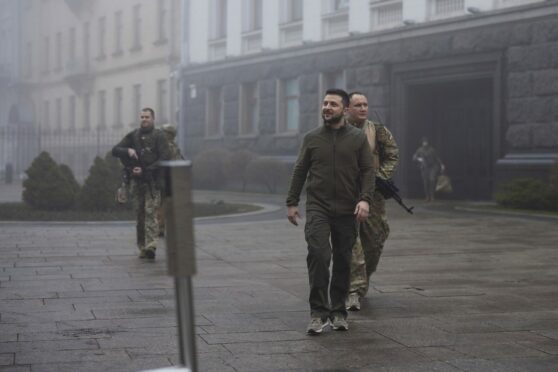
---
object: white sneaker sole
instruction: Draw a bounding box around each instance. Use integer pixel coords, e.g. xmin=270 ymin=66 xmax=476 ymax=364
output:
xmin=306 ymin=320 xmax=330 ymax=335
xmin=333 ymin=325 xmax=349 ymax=331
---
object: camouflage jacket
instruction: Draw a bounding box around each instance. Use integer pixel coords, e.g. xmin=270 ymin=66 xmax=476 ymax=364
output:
xmin=168 ymin=140 xmax=184 ymax=160
xmin=350 ymin=119 xmax=399 ymax=180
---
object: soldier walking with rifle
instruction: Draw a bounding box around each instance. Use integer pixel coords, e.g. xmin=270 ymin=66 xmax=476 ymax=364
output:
xmin=345 ymin=92 xmax=403 ymax=311
xmin=112 ymin=108 xmax=170 ymax=259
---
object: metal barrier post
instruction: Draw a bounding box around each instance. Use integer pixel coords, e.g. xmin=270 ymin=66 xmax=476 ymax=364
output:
xmin=143 ymin=160 xmax=196 ymax=372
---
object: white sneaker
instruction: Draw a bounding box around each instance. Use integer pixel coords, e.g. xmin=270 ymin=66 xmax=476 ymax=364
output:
xmin=331 ymin=315 xmax=349 ymax=331
xmin=306 ymin=317 xmax=328 ymax=335
xmin=346 ymin=293 xmax=361 ymax=311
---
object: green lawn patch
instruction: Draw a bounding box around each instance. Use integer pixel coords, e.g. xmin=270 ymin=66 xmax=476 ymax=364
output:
xmin=0 ymin=202 xmax=262 ymax=221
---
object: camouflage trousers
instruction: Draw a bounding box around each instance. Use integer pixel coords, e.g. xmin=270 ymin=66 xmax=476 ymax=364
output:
xmin=156 ymin=201 xmax=165 ymax=236
xmin=349 ymin=192 xmax=390 ymax=297
xmin=130 ymin=179 xmax=161 ymax=252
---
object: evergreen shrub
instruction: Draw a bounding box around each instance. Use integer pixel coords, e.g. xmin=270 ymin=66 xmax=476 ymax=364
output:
xmin=192 ymin=148 xmax=232 ymax=189
xmin=79 ymin=153 xmax=122 ymax=211
xmin=22 ymin=152 xmax=78 ymax=210
xmin=224 ymin=150 xmax=256 ymax=191
xmin=246 ymin=157 xmax=289 ymax=193
xmin=495 ymin=178 xmax=558 ymax=211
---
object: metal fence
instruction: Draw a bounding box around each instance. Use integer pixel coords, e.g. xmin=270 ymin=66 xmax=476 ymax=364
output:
xmin=0 ymin=126 xmax=126 ymax=181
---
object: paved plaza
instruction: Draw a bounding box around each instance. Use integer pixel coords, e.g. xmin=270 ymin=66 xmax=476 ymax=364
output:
xmin=1 ymin=190 xmax=558 ymax=371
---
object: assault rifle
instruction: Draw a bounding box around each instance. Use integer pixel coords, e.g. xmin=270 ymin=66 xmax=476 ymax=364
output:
xmin=376 ymin=178 xmax=414 ymax=214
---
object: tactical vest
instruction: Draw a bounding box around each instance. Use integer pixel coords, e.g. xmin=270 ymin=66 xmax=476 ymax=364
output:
xmin=132 ymin=128 xmax=164 ymax=168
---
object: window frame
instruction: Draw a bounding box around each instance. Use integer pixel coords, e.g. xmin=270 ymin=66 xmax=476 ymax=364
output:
xmin=239 ymin=82 xmax=259 ymax=136
xmin=276 ymin=78 xmax=300 ymax=135
xmin=205 ymin=86 xmax=225 ymax=138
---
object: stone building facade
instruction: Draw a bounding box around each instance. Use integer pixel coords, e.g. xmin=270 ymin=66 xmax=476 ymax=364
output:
xmin=180 ymin=0 xmax=558 ymax=199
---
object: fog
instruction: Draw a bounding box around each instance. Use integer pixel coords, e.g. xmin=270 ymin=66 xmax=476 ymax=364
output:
xmin=1 ymin=0 xmax=557 ymax=201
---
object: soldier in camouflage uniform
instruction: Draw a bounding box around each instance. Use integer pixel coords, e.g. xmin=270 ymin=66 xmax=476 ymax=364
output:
xmin=157 ymin=123 xmax=185 ymax=236
xmin=346 ymin=92 xmax=399 ymax=311
xmin=112 ymin=108 xmax=170 ymax=259
xmin=413 ymin=137 xmax=445 ymax=202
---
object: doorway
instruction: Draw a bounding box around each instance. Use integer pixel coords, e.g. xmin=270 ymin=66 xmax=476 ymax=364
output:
xmin=406 ymin=78 xmax=493 ymax=200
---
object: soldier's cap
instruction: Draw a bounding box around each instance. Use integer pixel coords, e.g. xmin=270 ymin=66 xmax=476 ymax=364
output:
xmin=162 ymin=123 xmax=177 ymax=135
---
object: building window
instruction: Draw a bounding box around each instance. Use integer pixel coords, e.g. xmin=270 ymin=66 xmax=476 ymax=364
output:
xmin=56 ymin=98 xmax=63 ymax=132
xmin=24 ymin=42 xmax=32 ymax=78
xmin=83 ymin=93 xmax=91 ymax=131
xmin=132 ymin=4 xmax=142 ymax=50
xmin=206 ymin=87 xmax=225 ymax=137
xmin=211 ymin=0 xmax=227 ymax=39
xmin=239 ymin=82 xmax=259 ymax=135
xmin=25 ymin=41 xmax=33 ymax=77
xmin=83 ymin=22 xmax=90 ymax=68
xmin=332 ymin=0 xmax=349 ymax=12
xmin=321 ymin=70 xmax=346 ymax=91
xmin=277 ymin=78 xmax=299 ymax=134
xmin=242 ymin=0 xmax=263 ymax=53
xmin=209 ymin=0 xmax=227 ymax=60
xmin=43 ymin=101 xmax=50 ymax=131
xmin=97 ymin=16 xmax=106 ymax=59
xmin=114 ymin=87 xmax=123 ymax=128
xmin=97 ymin=90 xmax=106 ymax=129
xmin=282 ymin=0 xmax=303 ymax=22
xmin=156 ymin=0 xmax=168 ymax=43
xmin=132 ymin=84 xmax=142 ymax=126
xmin=370 ymin=0 xmax=403 ymax=30
xmin=429 ymin=0 xmax=465 ymax=18
xmin=280 ymin=0 xmax=303 ymax=47
xmin=42 ymin=36 xmax=50 ymax=73
xmin=157 ymin=79 xmax=168 ymax=123
xmin=68 ymin=27 xmax=76 ymax=64
xmin=68 ymin=95 xmax=76 ymax=132
xmin=113 ymin=11 xmax=123 ymax=56
xmin=322 ymin=0 xmax=349 ymax=39
xmin=242 ymin=0 xmax=262 ymax=32
xmin=54 ymin=32 xmax=62 ymax=71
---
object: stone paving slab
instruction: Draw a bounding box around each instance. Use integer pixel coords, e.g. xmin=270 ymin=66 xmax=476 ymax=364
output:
xmin=1 ymin=194 xmax=558 ymax=371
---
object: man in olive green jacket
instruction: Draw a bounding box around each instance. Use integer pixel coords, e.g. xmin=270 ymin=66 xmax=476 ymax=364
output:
xmin=345 ymin=92 xmax=399 ymax=311
xmin=287 ymin=89 xmax=375 ymax=335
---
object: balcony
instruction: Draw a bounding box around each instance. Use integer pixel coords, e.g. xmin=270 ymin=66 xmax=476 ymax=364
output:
xmin=208 ymin=38 xmax=227 ymax=61
xmin=428 ymin=0 xmax=466 ymax=20
xmin=370 ymin=1 xmax=403 ymax=31
xmin=63 ymin=59 xmax=93 ymax=94
xmin=242 ymin=29 xmax=263 ymax=55
xmin=322 ymin=9 xmax=349 ymax=40
xmin=279 ymin=21 xmax=303 ymax=48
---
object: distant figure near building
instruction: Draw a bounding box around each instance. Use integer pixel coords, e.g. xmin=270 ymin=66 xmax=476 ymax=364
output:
xmin=286 ymin=89 xmax=374 ymax=335
xmin=112 ymin=108 xmax=170 ymax=259
xmin=157 ymin=123 xmax=185 ymax=236
xmin=413 ymin=137 xmax=444 ymax=202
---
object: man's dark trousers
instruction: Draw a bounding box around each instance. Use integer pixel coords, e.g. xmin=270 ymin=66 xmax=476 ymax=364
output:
xmin=305 ymin=210 xmax=358 ymax=321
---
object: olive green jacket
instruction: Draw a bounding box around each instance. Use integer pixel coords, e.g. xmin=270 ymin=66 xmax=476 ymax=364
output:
xmin=350 ymin=120 xmax=399 ymax=180
xmin=286 ymin=121 xmax=375 ymax=216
